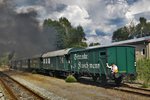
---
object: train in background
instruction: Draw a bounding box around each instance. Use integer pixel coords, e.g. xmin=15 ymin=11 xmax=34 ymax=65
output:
xmin=10 ymin=45 xmax=136 ymax=85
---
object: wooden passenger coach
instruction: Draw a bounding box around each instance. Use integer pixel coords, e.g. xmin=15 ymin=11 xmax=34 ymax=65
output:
xmin=69 ymin=46 xmax=136 ymax=83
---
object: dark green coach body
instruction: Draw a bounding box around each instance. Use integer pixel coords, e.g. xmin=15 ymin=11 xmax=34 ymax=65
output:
xmin=69 ymin=46 xmax=136 ymax=79
xmin=107 ymin=46 xmax=136 ymax=74
xmin=41 ymin=48 xmax=81 ymax=72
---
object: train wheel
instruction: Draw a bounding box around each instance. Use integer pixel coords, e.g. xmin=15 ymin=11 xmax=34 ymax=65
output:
xmin=74 ymin=73 xmax=79 ymax=80
xmin=54 ymin=71 xmax=59 ymax=77
xmin=115 ymin=76 xmax=123 ymax=86
xmin=92 ymin=75 xmax=98 ymax=82
xmin=49 ymin=72 xmax=54 ymax=77
xmin=101 ymin=74 xmax=107 ymax=85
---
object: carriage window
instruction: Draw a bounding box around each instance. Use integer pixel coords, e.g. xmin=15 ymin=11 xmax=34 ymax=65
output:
xmin=48 ymin=58 xmax=50 ymax=64
xmin=44 ymin=59 xmax=46 ymax=64
xmin=59 ymin=57 xmax=62 ymax=63
xmin=43 ymin=59 xmax=45 ymax=64
xmin=141 ymin=49 xmax=145 ymax=55
xmin=100 ymin=52 xmax=106 ymax=55
xmin=46 ymin=58 xmax=48 ymax=64
xmin=47 ymin=58 xmax=49 ymax=64
xmin=61 ymin=57 xmax=63 ymax=63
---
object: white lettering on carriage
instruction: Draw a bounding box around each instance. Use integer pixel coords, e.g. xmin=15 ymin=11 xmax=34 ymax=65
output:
xmin=74 ymin=54 xmax=88 ymax=60
xmin=77 ymin=62 xmax=100 ymax=69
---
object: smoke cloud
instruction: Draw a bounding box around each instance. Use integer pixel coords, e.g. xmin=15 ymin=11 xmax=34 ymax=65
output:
xmin=0 ymin=0 xmax=58 ymax=58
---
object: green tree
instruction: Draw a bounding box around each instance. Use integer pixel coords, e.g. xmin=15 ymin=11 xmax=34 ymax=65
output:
xmin=43 ymin=17 xmax=87 ymax=49
xmin=112 ymin=17 xmax=150 ymax=41
xmin=134 ymin=17 xmax=150 ymax=37
xmin=0 ymin=51 xmax=15 ymax=67
xmin=112 ymin=26 xmax=130 ymax=42
xmin=89 ymin=42 xmax=100 ymax=46
xmin=139 ymin=17 xmax=146 ymax=26
xmin=134 ymin=17 xmax=147 ymax=37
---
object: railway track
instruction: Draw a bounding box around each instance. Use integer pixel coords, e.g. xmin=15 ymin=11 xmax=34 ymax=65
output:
xmin=0 ymin=91 xmax=4 ymax=100
xmin=79 ymin=77 xmax=150 ymax=97
xmin=0 ymin=71 xmax=45 ymax=100
xmin=113 ymin=84 xmax=150 ymax=97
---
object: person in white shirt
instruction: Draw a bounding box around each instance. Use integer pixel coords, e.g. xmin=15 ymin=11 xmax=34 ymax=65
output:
xmin=106 ymin=63 xmax=118 ymax=74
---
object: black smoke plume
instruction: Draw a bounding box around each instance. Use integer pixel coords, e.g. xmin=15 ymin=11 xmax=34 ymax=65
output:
xmin=0 ymin=0 xmax=58 ymax=58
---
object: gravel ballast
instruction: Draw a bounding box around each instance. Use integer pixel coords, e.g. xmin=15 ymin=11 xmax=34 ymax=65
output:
xmin=1 ymin=69 xmax=150 ymax=100
xmin=12 ymin=77 xmax=66 ymax=100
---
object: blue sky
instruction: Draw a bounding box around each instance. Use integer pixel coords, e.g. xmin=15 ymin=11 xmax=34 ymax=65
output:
xmin=14 ymin=0 xmax=150 ymax=45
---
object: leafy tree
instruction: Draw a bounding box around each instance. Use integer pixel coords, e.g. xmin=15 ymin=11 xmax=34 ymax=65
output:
xmin=0 ymin=51 xmax=15 ymax=67
xmin=112 ymin=26 xmax=130 ymax=42
xmin=59 ymin=17 xmax=71 ymax=28
xmin=112 ymin=17 xmax=150 ymax=42
xmin=134 ymin=17 xmax=150 ymax=37
xmin=133 ymin=17 xmax=147 ymax=37
xmin=139 ymin=17 xmax=146 ymax=26
xmin=126 ymin=22 xmax=136 ymax=39
xmin=89 ymin=42 xmax=100 ymax=46
xmin=43 ymin=17 xmax=87 ymax=49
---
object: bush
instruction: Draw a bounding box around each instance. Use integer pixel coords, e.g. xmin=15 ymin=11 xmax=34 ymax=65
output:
xmin=0 ymin=53 xmax=9 ymax=66
xmin=142 ymin=82 xmax=149 ymax=88
xmin=32 ymin=70 xmax=37 ymax=74
xmin=137 ymin=59 xmax=150 ymax=87
xmin=65 ymin=75 xmax=77 ymax=83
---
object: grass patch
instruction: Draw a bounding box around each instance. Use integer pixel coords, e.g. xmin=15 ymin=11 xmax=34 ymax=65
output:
xmin=31 ymin=70 xmax=37 ymax=74
xmin=142 ymin=82 xmax=149 ymax=88
xmin=65 ymin=75 xmax=77 ymax=83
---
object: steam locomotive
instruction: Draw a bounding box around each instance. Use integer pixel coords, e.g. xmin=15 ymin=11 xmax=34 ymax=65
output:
xmin=11 ymin=45 xmax=136 ymax=85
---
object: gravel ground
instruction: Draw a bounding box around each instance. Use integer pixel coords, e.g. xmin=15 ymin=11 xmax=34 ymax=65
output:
xmin=0 ymin=90 xmax=5 ymax=100
xmin=0 ymin=80 xmax=7 ymax=100
xmin=12 ymin=77 xmax=66 ymax=100
xmin=1 ymin=68 xmax=150 ymax=100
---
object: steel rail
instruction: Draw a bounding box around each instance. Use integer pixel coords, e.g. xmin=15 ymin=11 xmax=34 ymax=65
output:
xmin=0 ymin=72 xmax=46 ymax=100
xmin=111 ymin=84 xmax=150 ymax=97
xmin=0 ymin=77 xmax=18 ymax=100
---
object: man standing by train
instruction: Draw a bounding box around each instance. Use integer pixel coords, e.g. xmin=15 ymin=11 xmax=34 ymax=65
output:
xmin=106 ymin=63 xmax=118 ymax=77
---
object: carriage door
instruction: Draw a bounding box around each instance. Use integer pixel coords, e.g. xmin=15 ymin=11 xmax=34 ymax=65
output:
xmin=99 ymin=50 xmax=107 ymax=75
xmin=126 ymin=47 xmax=135 ymax=74
xmin=108 ymin=47 xmax=127 ymax=73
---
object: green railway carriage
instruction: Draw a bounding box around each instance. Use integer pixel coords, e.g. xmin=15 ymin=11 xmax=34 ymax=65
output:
xmin=10 ymin=60 xmax=17 ymax=69
xmin=11 ymin=56 xmax=42 ymax=72
xmin=10 ymin=45 xmax=136 ymax=85
xmin=69 ymin=46 xmax=136 ymax=83
xmin=10 ymin=60 xmax=16 ymax=69
xmin=42 ymin=48 xmax=74 ymax=75
xmin=15 ymin=60 xmax=22 ymax=70
xmin=29 ymin=55 xmax=42 ymax=72
xmin=107 ymin=46 xmax=136 ymax=74
xmin=10 ymin=58 xmax=22 ymax=70
xmin=21 ymin=58 xmax=30 ymax=71
xmin=11 ymin=58 xmax=32 ymax=71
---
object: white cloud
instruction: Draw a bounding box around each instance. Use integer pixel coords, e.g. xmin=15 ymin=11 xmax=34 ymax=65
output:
xmin=15 ymin=0 xmax=129 ymax=35
xmin=106 ymin=2 xmax=128 ymax=19
xmin=51 ymin=5 xmax=92 ymax=27
xmin=86 ymin=35 xmax=112 ymax=45
xmin=129 ymin=0 xmax=150 ymax=14
xmin=14 ymin=0 xmax=150 ymax=45
xmin=125 ymin=0 xmax=150 ymax=25
xmin=15 ymin=5 xmax=45 ymax=15
xmin=15 ymin=5 xmax=48 ymax=26
xmin=0 ymin=0 xmax=4 ymax=4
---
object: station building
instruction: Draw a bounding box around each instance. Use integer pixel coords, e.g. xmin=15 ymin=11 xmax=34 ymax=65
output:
xmin=111 ymin=36 xmax=150 ymax=60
